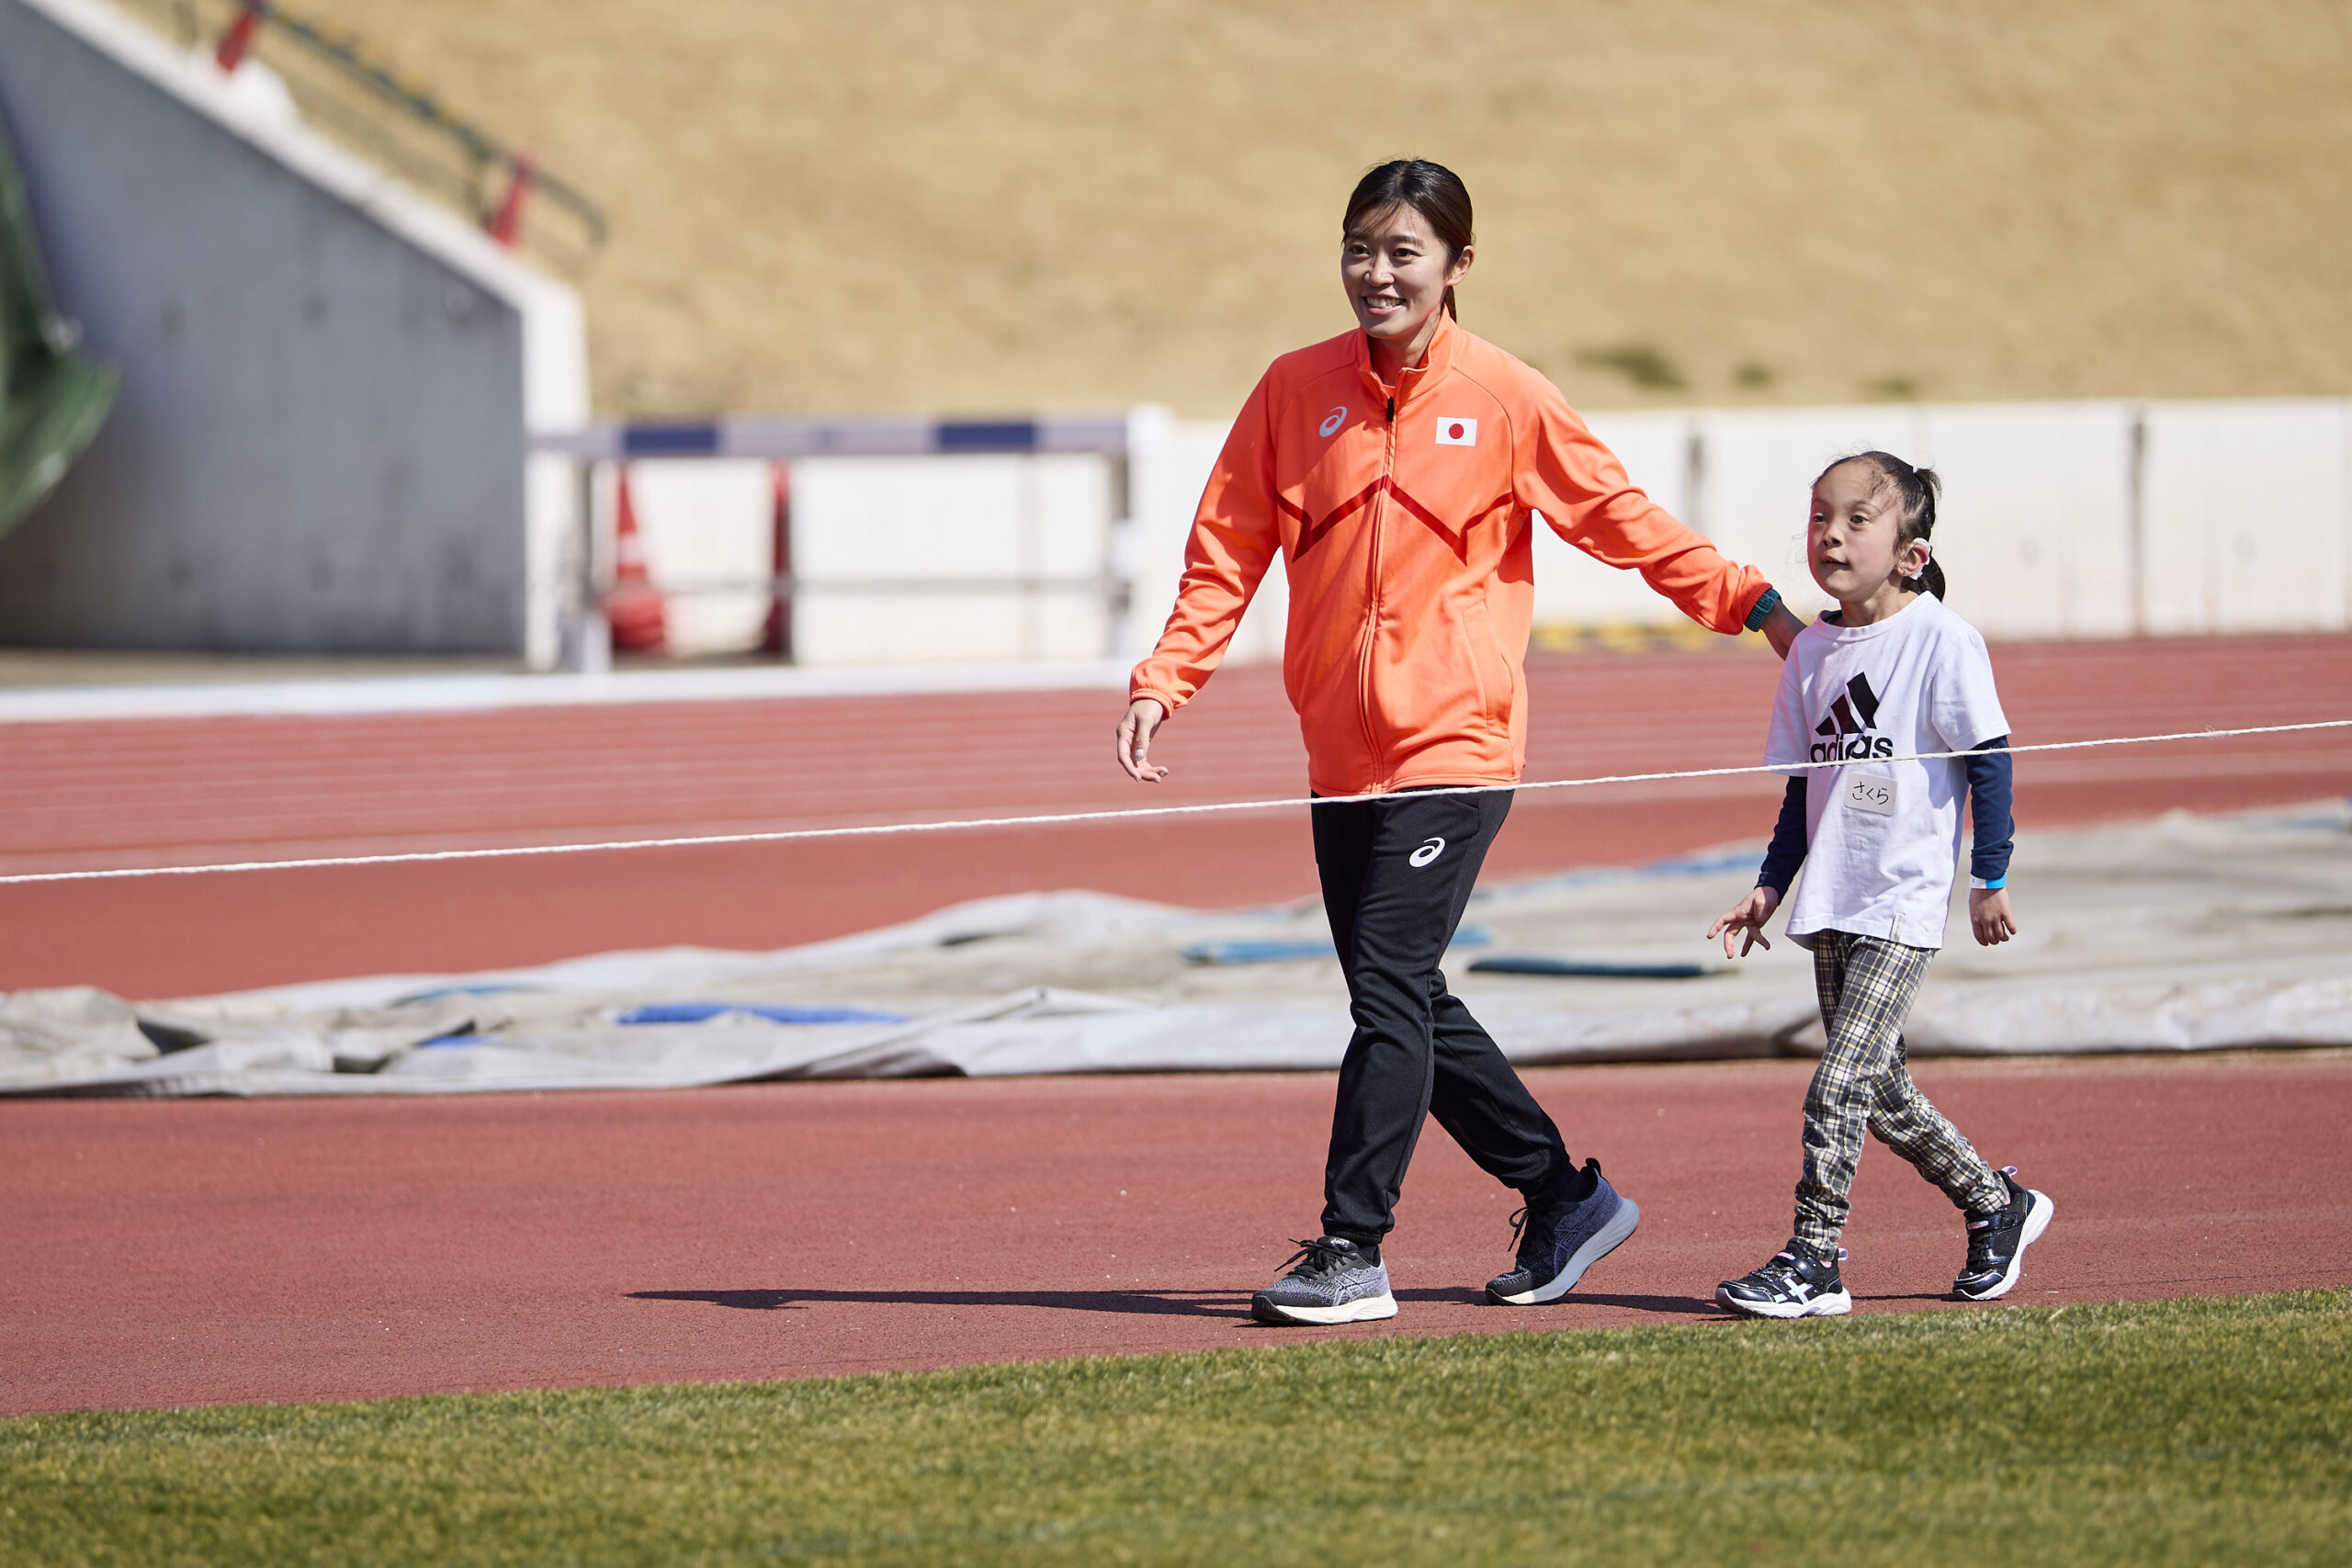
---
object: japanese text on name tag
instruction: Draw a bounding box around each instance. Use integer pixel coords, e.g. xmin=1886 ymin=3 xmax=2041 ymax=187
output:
xmin=1845 ymin=774 xmax=1897 ymax=816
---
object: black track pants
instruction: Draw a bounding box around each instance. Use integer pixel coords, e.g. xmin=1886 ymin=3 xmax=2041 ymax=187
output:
xmin=1313 ymin=787 xmax=1571 ymax=1245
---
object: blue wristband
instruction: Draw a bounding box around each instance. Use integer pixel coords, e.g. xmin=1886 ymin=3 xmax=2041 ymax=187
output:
xmin=1971 ymin=875 xmax=2007 ymax=891
xmin=1744 ymin=586 xmax=1783 ymax=632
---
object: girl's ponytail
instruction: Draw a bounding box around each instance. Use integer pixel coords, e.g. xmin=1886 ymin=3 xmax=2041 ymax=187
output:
xmin=1903 ymin=464 xmax=1945 ymax=600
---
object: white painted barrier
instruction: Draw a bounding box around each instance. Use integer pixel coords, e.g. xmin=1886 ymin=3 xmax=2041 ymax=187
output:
xmin=792 ymin=452 xmax=1116 ymax=666
xmin=1914 ymin=402 xmax=2138 ymax=641
xmin=2140 ymin=400 xmax=2351 ymax=637
xmin=617 ymin=460 xmax=773 ymax=658
xmin=1138 ymin=396 xmax=2350 ymax=649
xmin=616 ymin=396 xmax=2352 ymax=665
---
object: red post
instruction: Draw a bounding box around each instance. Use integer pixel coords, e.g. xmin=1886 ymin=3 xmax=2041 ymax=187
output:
xmin=213 ymin=1 xmax=269 ymax=72
xmin=760 ymin=461 xmax=793 ymax=659
xmin=487 ymin=154 xmax=537 ymax=248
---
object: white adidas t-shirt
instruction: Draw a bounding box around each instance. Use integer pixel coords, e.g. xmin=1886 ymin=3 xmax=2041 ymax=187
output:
xmin=1765 ymin=593 xmax=2008 ymax=951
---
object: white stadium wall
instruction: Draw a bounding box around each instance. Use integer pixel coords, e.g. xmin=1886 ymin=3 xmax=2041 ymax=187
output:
xmin=617 ymin=395 xmax=2350 ymax=668
xmin=1911 ymin=402 xmax=2138 ymax=641
xmin=0 ymin=0 xmax=586 ymax=662
xmin=2139 ymin=400 xmax=2351 ymax=637
xmin=790 ymin=451 xmax=1118 ymax=667
xmin=606 ymin=459 xmax=774 ymax=659
xmin=1155 ymin=396 xmax=2349 ymax=652
xmin=1120 ymin=406 xmax=1287 ymax=667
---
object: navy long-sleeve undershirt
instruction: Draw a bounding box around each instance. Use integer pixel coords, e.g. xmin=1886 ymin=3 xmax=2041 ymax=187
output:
xmin=1756 ymin=776 xmax=1809 ymax=895
xmin=1757 ymin=737 xmax=2014 ymax=895
xmin=1964 ymin=739 xmax=2015 ymax=884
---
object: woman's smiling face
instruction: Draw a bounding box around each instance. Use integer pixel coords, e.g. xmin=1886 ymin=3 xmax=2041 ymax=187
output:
xmin=1341 ymin=203 xmax=1471 ymax=350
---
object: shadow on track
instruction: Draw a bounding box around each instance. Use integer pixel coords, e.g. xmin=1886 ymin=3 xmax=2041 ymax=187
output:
xmin=630 ymin=1286 xmax=1723 ymax=1322
xmin=628 ymin=1288 xmax=1251 ymax=1320
xmin=1396 ymin=1286 xmax=1723 ymax=1318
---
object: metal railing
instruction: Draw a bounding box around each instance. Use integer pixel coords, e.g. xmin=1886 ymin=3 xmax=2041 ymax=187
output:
xmin=124 ymin=0 xmax=605 ymax=271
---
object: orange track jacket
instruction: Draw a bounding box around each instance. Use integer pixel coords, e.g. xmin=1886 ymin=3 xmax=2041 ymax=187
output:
xmin=1130 ymin=314 xmax=1773 ymax=796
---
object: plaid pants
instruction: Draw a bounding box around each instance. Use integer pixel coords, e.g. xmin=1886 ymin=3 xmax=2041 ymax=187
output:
xmin=1792 ymin=931 xmax=2007 ymax=1251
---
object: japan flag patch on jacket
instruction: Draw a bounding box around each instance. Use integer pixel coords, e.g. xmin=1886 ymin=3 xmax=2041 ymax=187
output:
xmin=1435 ymin=417 xmax=1477 ymax=446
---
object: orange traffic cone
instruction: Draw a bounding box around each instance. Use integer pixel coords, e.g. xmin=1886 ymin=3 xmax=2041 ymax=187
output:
xmin=605 ymin=462 xmax=667 ymax=654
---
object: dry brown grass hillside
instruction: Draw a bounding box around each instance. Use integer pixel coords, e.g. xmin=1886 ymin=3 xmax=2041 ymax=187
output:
xmin=126 ymin=1 xmax=2352 ymax=420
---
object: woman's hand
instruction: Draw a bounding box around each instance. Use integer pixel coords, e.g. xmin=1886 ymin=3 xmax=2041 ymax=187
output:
xmin=1708 ymin=886 xmax=1781 ymax=959
xmin=1115 ymin=697 xmax=1170 ymax=783
xmin=1970 ymin=887 xmax=2017 ymax=946
xmin=1762 ymin=602 xmax=1806 ymax=659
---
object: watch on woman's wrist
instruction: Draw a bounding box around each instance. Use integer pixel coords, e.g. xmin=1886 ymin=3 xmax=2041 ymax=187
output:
xmin=1744 ymin=586 xmax=1783 ymax=633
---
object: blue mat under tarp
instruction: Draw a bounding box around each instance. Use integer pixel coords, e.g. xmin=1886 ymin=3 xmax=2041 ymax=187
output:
xmin=613 ymin=1001 xmax=908 ymax=1026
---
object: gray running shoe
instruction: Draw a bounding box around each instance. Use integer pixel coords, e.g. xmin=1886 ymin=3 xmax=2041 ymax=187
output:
xmin=1486 ymin=1158 xmax=1641 ymax=1304
xmin=1250 ymin=1236 xmax=1397 ymax=1325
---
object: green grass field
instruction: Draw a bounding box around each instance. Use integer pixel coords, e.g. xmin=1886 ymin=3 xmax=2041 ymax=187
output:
xmin=6 ymin=1291 xmax=2347 ymax=1566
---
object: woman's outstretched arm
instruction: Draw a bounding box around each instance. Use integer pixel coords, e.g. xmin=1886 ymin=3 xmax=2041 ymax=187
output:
xmin=1514 ymin=378 xmax=1788 ymax=644
xmin=1117 ymin=374 xmax=1283 ymax=780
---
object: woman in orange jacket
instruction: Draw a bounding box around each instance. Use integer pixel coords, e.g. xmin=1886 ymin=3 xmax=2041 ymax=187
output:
xmin=1116 ymin=159 xmax=1803 ymax=1325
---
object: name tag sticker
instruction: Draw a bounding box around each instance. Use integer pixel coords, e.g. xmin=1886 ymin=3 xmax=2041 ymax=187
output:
xmin=1845 ymin=774 xmax=1897 ymax=817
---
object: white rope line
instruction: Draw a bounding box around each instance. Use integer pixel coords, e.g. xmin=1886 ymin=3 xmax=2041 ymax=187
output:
xmin=2 ymin=717 xmax=2346 ymax=886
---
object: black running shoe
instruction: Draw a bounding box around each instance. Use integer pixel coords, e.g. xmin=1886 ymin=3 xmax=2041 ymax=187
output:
xmin=1953 ymin=1167 xmax=2053 ymax=1302
xmin=1716 ymin=1242 xmax=1852 ymax=1319
xmin=1250 ymin=1236 xmax=1396 ymax=1325
xmin=1486 ymin=1158 xmax=1641 ymax=1304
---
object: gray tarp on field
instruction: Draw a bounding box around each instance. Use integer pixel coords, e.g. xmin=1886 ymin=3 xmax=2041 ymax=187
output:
xmin=4 ymin=803 xmax=2347 ymax=1098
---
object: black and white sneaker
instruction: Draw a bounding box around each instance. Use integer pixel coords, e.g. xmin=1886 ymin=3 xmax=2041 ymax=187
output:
xmin=1716 ymin=1243 xmax=1853 ymax=1319
xmin=1250 ymin=1236 xmax=1397 ymax=1325
xmin=1953 ymin=1167 xmax=2053 ymax=1302
xmin=1486 ymin=1158 xmax=1641 ymax=1304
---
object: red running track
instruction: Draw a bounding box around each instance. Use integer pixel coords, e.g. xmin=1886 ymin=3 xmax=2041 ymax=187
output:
xmin=3 ymin=1052 xmax=2346 ymax=1416
xmin=0 ymin=635 xmax=2346 ymax=997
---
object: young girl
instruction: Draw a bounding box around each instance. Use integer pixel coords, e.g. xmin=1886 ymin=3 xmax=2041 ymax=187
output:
xmin=1117 ymin=160 xmax=1804 ymax=1325
xmin=1707 ymin=452 xmax=2052 ymax=1318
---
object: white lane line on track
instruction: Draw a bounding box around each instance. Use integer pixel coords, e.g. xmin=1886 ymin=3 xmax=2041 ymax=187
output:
xmin=0 ymin=719 xmax=2345 ymax=886
xmin=0 ymin=660 xmax=1136 ymax=725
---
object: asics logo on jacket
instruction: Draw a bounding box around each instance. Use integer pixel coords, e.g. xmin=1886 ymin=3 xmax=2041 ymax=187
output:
xmin=1130 ymin=313 xmax=1770 ymax=796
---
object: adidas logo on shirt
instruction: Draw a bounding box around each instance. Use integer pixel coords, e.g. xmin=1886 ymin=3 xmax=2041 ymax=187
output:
xmin=1810 ymin=673 xmax=1895 ymax=761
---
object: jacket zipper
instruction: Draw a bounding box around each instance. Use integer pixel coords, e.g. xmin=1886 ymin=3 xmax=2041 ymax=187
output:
xmin=1354 ymin=393 xmax=1397 ymax=779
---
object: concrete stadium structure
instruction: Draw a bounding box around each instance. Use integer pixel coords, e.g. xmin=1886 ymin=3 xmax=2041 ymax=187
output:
xmin=0 ymin=0 xmax=585 ymax=663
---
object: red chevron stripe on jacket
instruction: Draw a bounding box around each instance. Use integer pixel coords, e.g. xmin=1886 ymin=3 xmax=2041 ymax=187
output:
xmin=1131 ymin=312 xmax=1772 ymax=795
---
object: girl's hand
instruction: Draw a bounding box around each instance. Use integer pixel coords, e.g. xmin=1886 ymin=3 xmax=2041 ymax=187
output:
xmin=1970 ymin=887 xmax=2017 ymax=946
xmin=1115 ymin=698 xmax=1170 ymax=783
xmin=1708 ymin=886 xmax=1781 ymax=959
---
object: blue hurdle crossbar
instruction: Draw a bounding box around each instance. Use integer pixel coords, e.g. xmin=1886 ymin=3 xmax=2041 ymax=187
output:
xmin=533 ymin=413 xmax=1130 ymax=460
